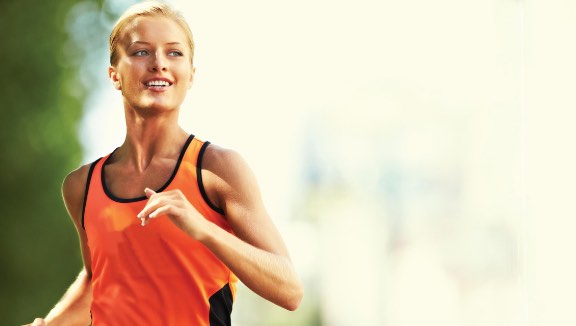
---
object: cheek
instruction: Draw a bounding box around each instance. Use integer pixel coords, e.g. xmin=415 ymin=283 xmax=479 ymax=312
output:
xmin=184 ymin=71 xmax=194 ymax=87
xmin=119 ymin=60 xmax=144 ymax=80
xmin=121 ymin=73 xmax=143 ymax=91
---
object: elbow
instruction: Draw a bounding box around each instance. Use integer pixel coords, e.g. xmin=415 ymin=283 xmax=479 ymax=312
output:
xmin=282 ymin=281 xmax=304 ymax=311
xmin=285 ymin=296 xmax=303 ymax=311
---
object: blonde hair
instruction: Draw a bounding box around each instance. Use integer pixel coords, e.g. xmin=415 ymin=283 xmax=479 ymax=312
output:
xmin=109 ymin=1 xmax=194 ymax=66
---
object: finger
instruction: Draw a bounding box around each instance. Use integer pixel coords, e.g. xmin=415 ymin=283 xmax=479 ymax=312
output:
xmin=148 ymin=199 xmax=179 ymax=219
xmin=140 ymin=194 xmax=183 ymax=217
xmin=140 ymin=198 xmax=179 ymax=226
xmin=144 ymin=187 xmax=156 ymax=198
xmin=149 ymin=205 xmax=177 ymax=218
xmin=137 ymin=192 xmax=163 ymax=219
xmin=138 ymin=189 xmax=188 ymax=224
xmin=141 ymin=207 xmax=162 ymax=226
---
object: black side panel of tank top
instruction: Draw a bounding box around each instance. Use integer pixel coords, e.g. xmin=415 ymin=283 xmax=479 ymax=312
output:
xmin=209 ymin=283 xmax=233 ymax=326
xmin=82 ymin=158 xmax=102 ymax=229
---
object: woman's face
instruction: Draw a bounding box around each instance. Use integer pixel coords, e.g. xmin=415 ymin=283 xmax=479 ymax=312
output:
xmin=108 ymin=16 xmax=194 ymax=113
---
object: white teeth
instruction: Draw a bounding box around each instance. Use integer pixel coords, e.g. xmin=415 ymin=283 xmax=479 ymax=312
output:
xmin=146 ymin=80 xmax=170 ymax=87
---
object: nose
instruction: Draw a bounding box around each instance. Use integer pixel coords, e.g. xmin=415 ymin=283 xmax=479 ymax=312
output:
xmin=149 ymin=52 xmax=168 ymax=72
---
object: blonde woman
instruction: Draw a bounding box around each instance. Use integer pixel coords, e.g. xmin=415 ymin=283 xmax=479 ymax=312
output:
xmin=29 ymin=2 xmax=302 ymax=325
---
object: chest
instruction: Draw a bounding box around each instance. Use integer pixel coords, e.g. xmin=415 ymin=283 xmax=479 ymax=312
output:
xmin=103 ymin=159 xmax=177 ymax=199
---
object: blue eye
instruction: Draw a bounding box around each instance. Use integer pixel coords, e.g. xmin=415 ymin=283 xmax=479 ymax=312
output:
xmin=134 ymin=50 xmax=149 ymax=56
xmin=168 ymin=51 xmax=183 ymax=57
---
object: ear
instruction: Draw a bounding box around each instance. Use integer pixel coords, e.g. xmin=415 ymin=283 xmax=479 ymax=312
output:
xmin=108 ymin=66 xmax=122 ymax=90
xmin=187 ymin=66 xmax=196 ymax=89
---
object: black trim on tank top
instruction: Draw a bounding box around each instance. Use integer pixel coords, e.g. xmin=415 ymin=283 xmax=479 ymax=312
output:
xmin=197 ymin=141 xmax=225 ymax=215
xmin=209 ymin=283 xmax=233 ymax=326
xmin=101 ymin=134 xmax=195 ymax=203
xmin=82 ymin=158 xmax=102 ymax=230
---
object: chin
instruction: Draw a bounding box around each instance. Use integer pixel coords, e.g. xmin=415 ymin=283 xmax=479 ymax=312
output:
xmin=140 ymin=98 xmax=181 ymax=111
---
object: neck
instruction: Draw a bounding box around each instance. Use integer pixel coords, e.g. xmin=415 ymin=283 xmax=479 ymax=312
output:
xmin=116 ymin=106 xmax=189 ymax=173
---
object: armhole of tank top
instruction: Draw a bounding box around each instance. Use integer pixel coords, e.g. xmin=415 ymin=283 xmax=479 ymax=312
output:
xmin=197 ymin=141 xmax=225 ymax=215
xmin=82 ymin=158 xmax=102 ymax=229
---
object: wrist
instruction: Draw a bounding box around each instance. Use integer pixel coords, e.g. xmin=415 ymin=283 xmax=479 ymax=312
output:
xmin=196 ymin=219 xmax=217 ymax=245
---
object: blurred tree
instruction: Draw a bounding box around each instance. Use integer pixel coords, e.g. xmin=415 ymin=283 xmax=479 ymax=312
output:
xmin=0 ymin=0 xmax=117 ymax=324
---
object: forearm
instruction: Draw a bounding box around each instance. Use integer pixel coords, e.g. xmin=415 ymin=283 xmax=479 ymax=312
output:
xmin=45 ymin=268 xmax=92 ymax=325
xmin=138 ymin=185 xmax=303 ymax=309
xmin=199 ymin=222 xmax=303 ymax=310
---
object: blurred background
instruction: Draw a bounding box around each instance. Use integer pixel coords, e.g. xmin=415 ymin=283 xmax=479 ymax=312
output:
xmin=1 ymin=0 xmax=575 ymax=325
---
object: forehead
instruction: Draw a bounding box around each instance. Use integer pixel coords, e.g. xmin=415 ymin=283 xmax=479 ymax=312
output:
xmin=121 ymin=16 xmax=188 ymax=46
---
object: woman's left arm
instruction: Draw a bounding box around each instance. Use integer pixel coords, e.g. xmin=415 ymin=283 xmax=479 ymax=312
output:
xmin=139 ymin=145 xmax=303 ymax=310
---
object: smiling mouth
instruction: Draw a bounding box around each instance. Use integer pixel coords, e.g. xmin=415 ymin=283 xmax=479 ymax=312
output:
xmin=145 ymin=80 xmax=173 ymax=89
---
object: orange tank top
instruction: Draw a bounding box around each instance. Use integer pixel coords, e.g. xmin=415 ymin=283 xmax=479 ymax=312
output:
xmin=82 ymin=135 xmax=237 ymax=325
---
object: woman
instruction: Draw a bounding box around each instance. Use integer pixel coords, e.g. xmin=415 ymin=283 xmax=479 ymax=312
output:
xmin=29 ymin=2 xmax=302 ymax=325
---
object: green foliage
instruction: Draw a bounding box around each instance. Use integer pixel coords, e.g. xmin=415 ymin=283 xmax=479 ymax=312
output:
xmin=0 ymin=0 xmax=114 ymax=324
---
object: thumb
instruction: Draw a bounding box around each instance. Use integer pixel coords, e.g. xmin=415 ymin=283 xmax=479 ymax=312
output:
xmin=32 ymin=318 xmax=46 ymax=326
xmin=144 ymin=188 xmax=156 ymax=198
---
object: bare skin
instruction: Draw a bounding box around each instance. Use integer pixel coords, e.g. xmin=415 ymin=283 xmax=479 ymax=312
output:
xmin=28 ymin=15 xmax=302 ymax=326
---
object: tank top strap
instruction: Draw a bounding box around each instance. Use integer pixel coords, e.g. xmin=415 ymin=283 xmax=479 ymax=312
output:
xmin=81 ymin=155 xmax=110 ymax=229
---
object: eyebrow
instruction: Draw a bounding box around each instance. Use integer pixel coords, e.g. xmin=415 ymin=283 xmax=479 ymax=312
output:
xmin=129 ymin=41 xmax=183 ymax=47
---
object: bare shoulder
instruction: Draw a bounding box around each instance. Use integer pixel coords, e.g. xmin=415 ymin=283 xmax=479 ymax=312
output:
xmin=62 ymin=163 xmax=93 ymax=227
xmin=202 ymin=143 xmax=288 ymax=257
xmin=201 ymin=143 xmax=262 ymax=212
xmin=202 ymin=143 xmax=250 ymax=177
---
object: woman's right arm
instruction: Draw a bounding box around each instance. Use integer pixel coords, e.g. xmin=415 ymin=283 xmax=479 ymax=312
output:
xmin=28 ymin=165 xmax=94 ymax=326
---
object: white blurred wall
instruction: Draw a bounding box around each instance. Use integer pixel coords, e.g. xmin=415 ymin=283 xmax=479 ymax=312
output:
xmin=524 ymin=1 xmax=576 ymax=325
